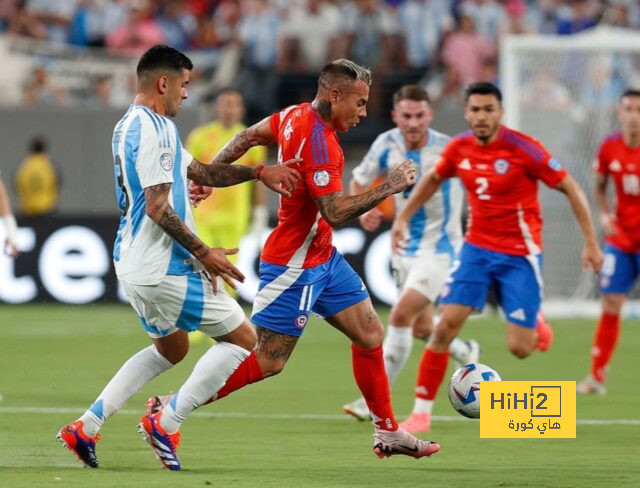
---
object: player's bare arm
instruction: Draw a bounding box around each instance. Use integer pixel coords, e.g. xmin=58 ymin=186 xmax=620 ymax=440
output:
xmin=555 ymin=175 xmax=604 ymax=272
xmin=391 ymin=169 xmax=443 ymax=254
xmin=349 ymin=178 xmax=384 ymax=231
xmin=187 ymin=158 xmax=301 ymax=197
xmin=315 ymin=160 xmax=416 ymax=228
xmin=144 ymin=182 xmax=245 ymax=292
xmin=210 ymin=116 xmax=275 ymax=165
xmin=594 ymin=172 xmax=615 ymax=235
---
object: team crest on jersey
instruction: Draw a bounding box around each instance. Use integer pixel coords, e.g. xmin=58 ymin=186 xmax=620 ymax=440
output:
xmin=159 ymin=152 xmax=173 ymax=171
xmin=313 ymin=170 xmax=330 ymax=187
xmin=494 ymin=159 xmax=509 ymax=174
xmin=548 ymin=158 xmax=563 ymax=171
xmin=295 ymin=314 xmax=308 ymax=329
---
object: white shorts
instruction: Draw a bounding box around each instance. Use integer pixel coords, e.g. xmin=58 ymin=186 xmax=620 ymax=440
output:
xmin=121 ymin=272 xmax=245 ymax=339
xmin=391 ymin=253 xmax=453 ymax=303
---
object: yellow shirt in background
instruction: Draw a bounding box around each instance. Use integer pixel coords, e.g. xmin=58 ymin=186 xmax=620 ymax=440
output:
xmin=186 ymin=121 xmax=267 ymax=246
xmin=15 ymin=153 xmax=58 ymax=215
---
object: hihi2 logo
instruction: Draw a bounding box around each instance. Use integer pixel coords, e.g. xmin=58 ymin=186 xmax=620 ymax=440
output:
xmin=480 ymin=381 xmax=576 ymax=438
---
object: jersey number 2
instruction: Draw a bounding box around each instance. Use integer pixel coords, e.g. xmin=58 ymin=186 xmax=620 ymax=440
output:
xmin=475 ymin=177 xmax=491 ymax=200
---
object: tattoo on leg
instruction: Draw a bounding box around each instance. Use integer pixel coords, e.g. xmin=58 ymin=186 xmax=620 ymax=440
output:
xmin=365 ymin=305 xmax=378 ymax=324
xmin=256 ymin=328 xmax=298 ymax=362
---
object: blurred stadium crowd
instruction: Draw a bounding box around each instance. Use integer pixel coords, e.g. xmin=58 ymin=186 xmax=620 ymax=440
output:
xmin=0 ymin=0 xmax=635 ymax=121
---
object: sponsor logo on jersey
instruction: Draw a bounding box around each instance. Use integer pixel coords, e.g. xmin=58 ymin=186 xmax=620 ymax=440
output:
xmin=284 ymin=118 xmax=294 ymax=141
xmin=458 ymin=159 xmax=471 ymax=170
xmin=295 ymin=314 xmax=308 ymax=329
xmin=609 ymin=160 xmax=622 ymax=172
xmin=548 ymin=158 xmax=563 ymax=171
xmin=494 ymin=159 xmax=510 ymax=174
xmin=509 ymin=308 xmax=526 ymax=321
xmin=313 ymin=170 xmax=330 ymax=187
xmin=159 ymin=152 xmax=173 ymax=171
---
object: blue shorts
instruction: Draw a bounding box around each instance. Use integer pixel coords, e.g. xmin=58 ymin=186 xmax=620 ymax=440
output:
xmin=600 ymin=243 xmax=640 ymax=294
xmin=439 ymin=242 xmax=543 ymax=328
xmin=251 ymin=249 xmax=369 ymax=337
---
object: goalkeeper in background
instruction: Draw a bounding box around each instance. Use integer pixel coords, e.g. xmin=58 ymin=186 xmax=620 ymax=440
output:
xmin=186 ymin=88 xmax=268 ymax=274
xmin=578 ymin=89 xmax=640 ymax=395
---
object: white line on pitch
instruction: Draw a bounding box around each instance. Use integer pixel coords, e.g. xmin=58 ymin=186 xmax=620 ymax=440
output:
xmin=0 ymin=406 xmax=639 ymax=425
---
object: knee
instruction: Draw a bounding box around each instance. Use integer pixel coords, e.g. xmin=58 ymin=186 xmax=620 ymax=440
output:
xmin=508 ymin=344 xmax=533 ymax=359
xmin=258 ymin=358 xmax=286 ymax=378
xmin=389 ymin=308 xmax=412 ymax=327
xmin=602 ymin=295 xmax=624 ymax=315
xmin=159 ymin=345 xmax=188 ymax=365
xmin=354 ymin=325 xmax=384 ymax=349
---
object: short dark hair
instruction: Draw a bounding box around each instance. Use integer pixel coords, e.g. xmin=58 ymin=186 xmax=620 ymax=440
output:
xmin=464 ymin=82 xmax=502 ymax=103
xmin=620 ymin=88 xmax=640 ymax=100
xmin=318 ymin=59 xmax=372 ymax=90
xmin=393 ymin=85 xmax=430 ymax=106
xmin=215 ymin=87 xmax=243 ymax=100
xmin=29 ymin=136 xmax=47 ymax=153
xmin=136 ymin=44 xmax=193 ymax=81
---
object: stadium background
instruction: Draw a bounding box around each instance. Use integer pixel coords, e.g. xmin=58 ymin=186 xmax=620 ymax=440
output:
xmin=0 ymin=1 xmax=639 ymax=487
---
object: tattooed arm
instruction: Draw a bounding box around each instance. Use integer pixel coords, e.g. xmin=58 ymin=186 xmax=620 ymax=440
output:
xmin=314 ymin=160 xmax=416 ymax=228
xmin=210 ymin=116 xmax=275 ymax=166
xmin=187 ymin=159 xmax=258 ymax=187
xmin=144 ymin=183 xmax=245 ymax=291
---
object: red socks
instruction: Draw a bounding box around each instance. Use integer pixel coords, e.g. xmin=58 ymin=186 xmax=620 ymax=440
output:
xmin=591 ymin=313 xmax=620 ymax=382
xmin=416 ymin=349 xmax=450 ymax=400
xmin=351 ymin=344 xmax=398 ymax=431
xmin=204 ymin=351 xmax=264 ymax=405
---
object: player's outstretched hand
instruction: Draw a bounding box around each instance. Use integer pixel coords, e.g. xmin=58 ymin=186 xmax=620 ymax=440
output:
xmin=582 ymin=242 xmax=604 ymax=273
xmin=188 ymin=181 xmax=213 ymax=207
xmin=391 ymin=217 xmax=408 ymax=255
xmin=199 ymin=247 xmax=245 ymax=294
xmin=359 ymin=207 xmax=383 ymax=232
xmin=386 ymin=160 xmax=416 ymax=193
xmin=258 ymin=158 xmax=302 ymax=198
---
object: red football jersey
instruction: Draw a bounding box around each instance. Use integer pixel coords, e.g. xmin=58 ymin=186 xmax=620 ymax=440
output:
xmin=261 ymin=103 xmax=344 ymax=268
xmin=435 ymin=126 xmax=568 ymax=256
xmin=595 ymin=132 xmax=640 ymax=252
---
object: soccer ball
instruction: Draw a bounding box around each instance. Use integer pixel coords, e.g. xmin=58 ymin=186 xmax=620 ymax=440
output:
xmin=448 ymin=363 xmax=501 ymax=419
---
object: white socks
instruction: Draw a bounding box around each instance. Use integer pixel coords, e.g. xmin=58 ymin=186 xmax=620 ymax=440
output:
xmin=80 ymin=345 xmax=173 ymax=437
xmin=412 ymin=398 xmax=434 ymax=415
xmin=382 ymin=325 xmax=414 ymax=385
xmin=160 ymin=342 xmax=250 ymax=434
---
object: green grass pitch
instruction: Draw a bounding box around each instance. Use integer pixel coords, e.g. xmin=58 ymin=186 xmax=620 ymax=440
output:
xmin=0 ymin=304 xmax=639 ymax=487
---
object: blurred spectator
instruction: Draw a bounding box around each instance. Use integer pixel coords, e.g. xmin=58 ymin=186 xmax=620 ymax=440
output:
xmin=499 ymin=0 xmax=535 ymax=36
xmin=580 ymin=58 xmax=625 ymax=109
xmin=235 ymin=0 xmax=280 ymax=119
xmin=212 ymin=0 xmax=242 ymax=47
xmin=106 ymin=0 xmax=165 ymax=55
xmin=524 ymin=0 xmax=560 ymax=34
xmin=0 ymin=172 xmax=18 ymax=257
xmin=396 ymin=0 xmax=454 ymax=76
xmin=520 ymin=70 xmax=572 ymax=109
xmin=556 ymin=0 xmax=601 ymax=35
xmin=68 ymin=0 xmax=129 ymax=47
xmin=22 ymin=66 xmax=66 ymax=105
xmin=85 ymin=74 xmax=112 ymax=105
xmin=157 ymin=0 xmax=197 ymax=51
xmin=15 ymin=136 xmax=59 ymax=216
xmin=24 ymin=0 xmax=77 ymax=43
xmin=426 ymin=65 xmax=465 ymax=111
xmin=602 ymin=0 xmax=632 ymax=28
xmin=459 ymin=0 xmax=505 ymax=42
xmin=277 ymin=0 xmax=341 ymax=73
xmin=5 ymin=0 xmax=47 ymax=39
xmin=441 ymin=14 xmax=496 ymax=85
xmin=340 ymin=0 xmax=398 ymax=71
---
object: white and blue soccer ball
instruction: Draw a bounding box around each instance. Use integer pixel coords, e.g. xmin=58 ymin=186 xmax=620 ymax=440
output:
xmin=448 ymin=363 xmax=501 ymax=419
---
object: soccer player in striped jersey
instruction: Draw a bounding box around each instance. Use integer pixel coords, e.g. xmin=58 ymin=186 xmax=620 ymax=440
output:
xmin=341 ymin=85 xmax=479 ymax=427
xmin=578 ymin=89 xmax=640 ymax=395
xmin=151 ymin=59 xmax=441 ymax=459
xmin=392 ymin=82 xmax=603 ymax=433
xmin=56 ymin=45 xmax=300 ymax=470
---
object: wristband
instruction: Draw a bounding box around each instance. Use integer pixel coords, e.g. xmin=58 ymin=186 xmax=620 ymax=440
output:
xmin=255 ymin=165 xmax=265 ymax=181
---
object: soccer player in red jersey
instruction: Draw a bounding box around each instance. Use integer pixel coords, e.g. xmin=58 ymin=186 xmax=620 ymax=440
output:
xmin=151 ymin=59 xmax=441 ymax=459
xmin=391 ymin=82 xmax=603 ymax=432
xmin=577 ymin=89 xmax=640 ymax=395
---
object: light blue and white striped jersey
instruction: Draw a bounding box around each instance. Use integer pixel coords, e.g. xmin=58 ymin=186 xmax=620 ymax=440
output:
xmin=352 ymin=127 xmax=463 ymax=258
xmin=112 ymin=105 xmax=195 ymax=285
